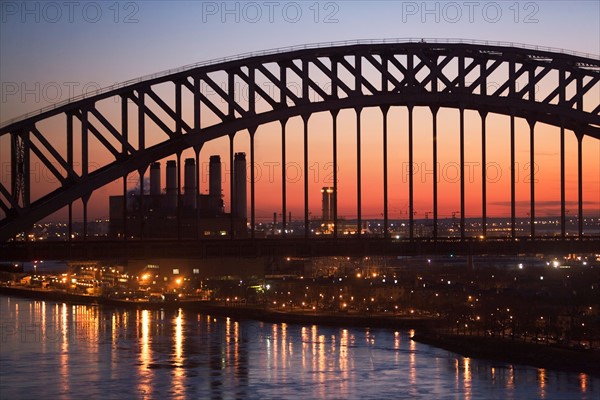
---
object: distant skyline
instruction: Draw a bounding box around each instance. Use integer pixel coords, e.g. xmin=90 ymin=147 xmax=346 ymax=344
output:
xmin=1 ymin=1 xmax=599 ymax=222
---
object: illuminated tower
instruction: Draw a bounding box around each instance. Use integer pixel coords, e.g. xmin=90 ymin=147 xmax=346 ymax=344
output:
xmin=321 ymin=187 xmax=334 ymax=223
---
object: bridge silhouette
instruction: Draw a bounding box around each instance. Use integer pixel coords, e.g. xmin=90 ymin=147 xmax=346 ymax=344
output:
xmin=1 ymin=39 xmax=599 ymax=258
xmin=2 ymin=237 xmax=599 ymax=262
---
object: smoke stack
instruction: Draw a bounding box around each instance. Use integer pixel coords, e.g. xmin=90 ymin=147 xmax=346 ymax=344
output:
xmin=209 ymin=155 xmax=221 ymax=197
xmin=234 ymin=152 xmax=247 ymax=220
xmin=209 ymin=155 xmax=222 ymax=214
xmin=150 ymin=162 xmax=161 ymax=196
xmin=166 ymin=160 xmax=177 ymax=213
xmin=183 ymin=158 xmax=196 ymax=209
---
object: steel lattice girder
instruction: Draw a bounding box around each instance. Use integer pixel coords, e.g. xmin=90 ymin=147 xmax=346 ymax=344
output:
xmin=0 ymin=42 xmax=599 ymax=241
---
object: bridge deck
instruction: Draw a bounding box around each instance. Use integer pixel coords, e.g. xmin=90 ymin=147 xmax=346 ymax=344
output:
xmin=2 ymin=238 xmax=599 ymax=261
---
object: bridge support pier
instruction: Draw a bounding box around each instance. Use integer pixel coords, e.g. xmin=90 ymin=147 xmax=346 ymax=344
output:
xmin=459 ymin=107 xmax=465 ymax=240
xmin=382 ymin=106 xmax=389 ymax=239
xmin=229 ymin=133 xmax=235 ymax=239
xmin=331 ymin=110 xmax=339 ymax=239
xmin=250 ymin=127 xmax=256 ymax=239
xmin=577 ymin=131 xmax=584 ymax=237
xmin=431 ymin=106 xmax=439 ymax=241
xmin=139 ymin=167 xmax=146 ymax=240
xmin=66 ymin=112 xmax=73 ymax=243
xmin=121 ymin=95 xmax=129 ymax=242
xmin=302 ymin=114 xmax=310 ymax=238
xmin=528 ymin=119 xmax=536 ymax=238
xmin=480 ymin=111 xmax=488 ymax=237
xmin=137 ymin=90 xmax=145 ymax=240
xmin=356 ymin=107 xmax=362 ymax=237
xmin=408 ymin=105 xmax=414 ymax=242
xmin=280 ymin=120 xmax=287 ymax=238
xmin=510 ymin=114 xmax=516 ymax=239
xmin=560 ymin=126 xmax=566 ymax=239
xmin=195 ymin=146 xmax=201 ymax=240
xmin=176 ymin=152 xmax=182 ymax=240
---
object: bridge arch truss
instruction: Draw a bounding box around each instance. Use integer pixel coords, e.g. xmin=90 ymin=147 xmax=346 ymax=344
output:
xmin=1 ymin=39 xmax=599 ymax=242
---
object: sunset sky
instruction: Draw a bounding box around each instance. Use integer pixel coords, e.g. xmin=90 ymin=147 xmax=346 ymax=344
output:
xmin=1 ymin=1 xmax=599 ymax=223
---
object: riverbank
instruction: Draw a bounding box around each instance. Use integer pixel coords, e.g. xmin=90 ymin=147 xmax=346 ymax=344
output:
xmin=0 ymin=285 xmax=436 ymax=330
xmin=412 ymin=332 xmax=600 ymax=376
xmin=3 ymin=285 xmax=598 ymax=376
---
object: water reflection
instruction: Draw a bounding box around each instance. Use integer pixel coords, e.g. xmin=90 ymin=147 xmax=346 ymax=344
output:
xmin=111 ymin=314 xmax=118 ymax=380
xmin=281 ymin=322 xmax=288 ymax=369
xmin=340 ymin=329 xmax=349 ymax=377
xmin=580 ymin=373 xmax=587 ymax=393
xmin=138 ymin=309 xmax=151 ymax=397
xmin=507 ymin=365 xmax=515 ymax=390
xmin=409 ymin=328 xmax=417 ymax=386
xmin=0 ymin=295 xmax=598 ymax=399
xmin=60 ymin=303 xmax=69 ymax=396
xmin=311 ymin=325 xmax=318 ymax=378
xmin=172 ymin=309 xmax=184 ymax=397
xmin=301 ymin=326 xmax=308 ymax=370
xmin=272 ymin=323 xmax=278 ymax=373
xmin=538 ymin=368 xmax=546 ymax=399
xmin=463 ymin=357 xmax=472 ymax=400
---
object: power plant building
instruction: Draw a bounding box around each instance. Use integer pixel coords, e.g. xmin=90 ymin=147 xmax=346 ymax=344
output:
xmin=109 ymin=154 xmax=247 ymax=238
xmin=319 ymin=186 xmax=335 ymax=234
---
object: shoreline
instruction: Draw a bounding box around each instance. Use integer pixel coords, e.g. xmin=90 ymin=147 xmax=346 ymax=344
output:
xmin=412 ymin=332 xmax=600 ymax=377
xmin=2 ymin=286 xmax=598 ymax=376
xmin=0 ymin=286 xmax=435 ymax=330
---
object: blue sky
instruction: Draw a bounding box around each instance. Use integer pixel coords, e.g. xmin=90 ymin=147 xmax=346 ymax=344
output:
xmin=1 ymin=0 xmax=599 ymax=121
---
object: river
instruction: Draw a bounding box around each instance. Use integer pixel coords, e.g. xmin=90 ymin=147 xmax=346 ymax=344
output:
xmin=0 ymin=295 xmax=596 ymax=399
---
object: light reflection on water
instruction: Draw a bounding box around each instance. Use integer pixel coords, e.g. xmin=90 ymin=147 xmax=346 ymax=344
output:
xmin=0 ymin=295 xmax=597 ymax=400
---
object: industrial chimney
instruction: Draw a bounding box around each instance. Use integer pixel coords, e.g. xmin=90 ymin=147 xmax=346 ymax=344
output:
xmin=166 ymin=160 xmax=177 ymax=213
xmin=234 ymin=152 xmax=247 ymax=220
xmin=150 ymin=162 xmax=161 ymax=196
xmin=183 ymin=158 xmax=196 ymax=210
xmin=209 ymin=155 xmax=222 ymax=215
xmin=150 ymin=162 xmax=161 ymax=211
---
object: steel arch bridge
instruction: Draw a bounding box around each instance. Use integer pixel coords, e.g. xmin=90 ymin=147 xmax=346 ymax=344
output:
xmin=1 ymin=39 xmax=599 ymax=245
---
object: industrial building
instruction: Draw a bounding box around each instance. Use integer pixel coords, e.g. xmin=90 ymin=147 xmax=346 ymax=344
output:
xmin=109 ymin=154 xmax=247 ymax=238
xmin=320 ymin=186 xmax=335 ymax=234
xmin=321 ymin=187 xmax=334 ymax=223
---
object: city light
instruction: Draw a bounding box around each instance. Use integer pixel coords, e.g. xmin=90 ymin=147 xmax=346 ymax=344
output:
xmin=0 ymin=2 xmax=598 ymax=397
